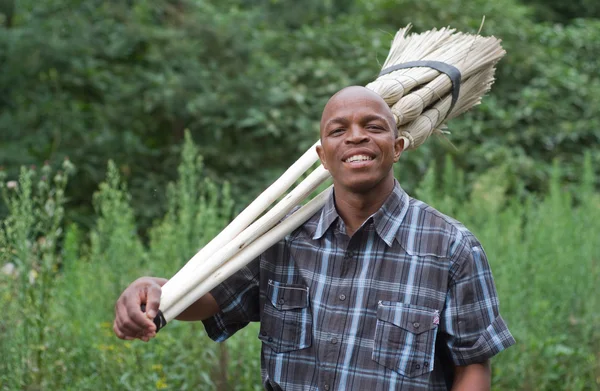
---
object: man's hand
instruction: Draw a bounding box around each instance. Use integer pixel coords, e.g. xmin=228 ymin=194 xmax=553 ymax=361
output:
xmin=113 ymin=277 xmax=167 ymax=342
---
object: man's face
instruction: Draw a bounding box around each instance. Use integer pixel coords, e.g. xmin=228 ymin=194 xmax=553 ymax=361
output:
xmin=316 ymin=86 xmax=404 ymax=194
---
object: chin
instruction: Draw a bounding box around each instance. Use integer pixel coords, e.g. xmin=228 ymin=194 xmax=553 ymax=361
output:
xmin=334 ymin=170 xmax=396 ymax=194
xmin=339 ymin=177 xmax=383 ymax=194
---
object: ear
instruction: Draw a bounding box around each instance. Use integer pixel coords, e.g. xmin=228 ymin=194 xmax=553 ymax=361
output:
xmin=316 ymin=144 xmax=329 ymax=170
xmin=393 ymin=136 xmax=408 ymax=162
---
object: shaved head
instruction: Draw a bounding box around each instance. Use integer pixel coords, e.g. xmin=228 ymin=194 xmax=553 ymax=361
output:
xmin=316 ymin=84 xmax=405 ymax=196
xmin=320 ymin=86 xmax=397 ymax=138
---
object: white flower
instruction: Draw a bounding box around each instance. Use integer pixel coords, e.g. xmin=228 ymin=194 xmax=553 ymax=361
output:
xmin=1 ymin=263 xmax=16 ymax=276
xmin=6 ymin=181 xmax=17 ymax=189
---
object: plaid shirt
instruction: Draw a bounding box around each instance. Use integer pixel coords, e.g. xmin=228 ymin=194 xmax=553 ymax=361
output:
xmin=203 ymin=182 xmax=515 ymax=390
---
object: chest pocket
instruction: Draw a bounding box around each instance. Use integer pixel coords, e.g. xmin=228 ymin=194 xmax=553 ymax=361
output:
xmin=372 ymin=301 xmax=439 ymax=378
xmin=259 ymin=280 xmax=312 ymax=354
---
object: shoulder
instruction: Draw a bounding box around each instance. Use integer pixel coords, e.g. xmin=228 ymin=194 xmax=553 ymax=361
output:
xmin=259 ymin=204 xmax=321 ymax=260
xmin=396 ymin=196 xmax=481 ymax=260
xmin=279 ymin=204 xmax=321 ymax=240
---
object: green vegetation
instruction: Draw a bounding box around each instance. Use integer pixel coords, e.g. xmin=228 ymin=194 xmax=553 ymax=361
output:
xmin=1 ymin=0 xmax=599 ymax=389
xmin=1 ymin=0 xmax=598 ymax=231
xmin=1 ymin=136 xmax=598 ymax=390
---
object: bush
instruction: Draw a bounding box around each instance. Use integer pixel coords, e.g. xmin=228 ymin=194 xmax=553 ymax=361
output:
xmin=415 ymin=152 xmax=600 ymax=389
xmin=2 ymin=0 xmax=598 ymax=234
xmin=1 ymin=138 xmax=598 ymax=390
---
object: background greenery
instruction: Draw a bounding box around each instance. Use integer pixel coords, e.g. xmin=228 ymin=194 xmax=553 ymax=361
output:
xmin=1 ymin=138 xmax=598 ymax=390
xmin=0 ymin=0 xmax=599 ymax=390
xmin=1 ymin=0 xmax=599 ymax=231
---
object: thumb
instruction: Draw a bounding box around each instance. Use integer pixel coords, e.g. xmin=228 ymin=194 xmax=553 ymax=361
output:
xmin=144 ymin=284 xmax=162 ymax=321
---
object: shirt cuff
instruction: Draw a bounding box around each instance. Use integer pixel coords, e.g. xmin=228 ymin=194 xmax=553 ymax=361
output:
xmin=450 ymin=315 xmax=516 ymax=366
xmin=201 ymin=283 xmax=236 ymax=342
xmin=202 ymin=311 xmax=231 ymax=342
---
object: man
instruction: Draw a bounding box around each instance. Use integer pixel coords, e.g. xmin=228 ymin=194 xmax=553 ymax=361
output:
xmin=114 ymin=86 xmax=515 ymax=390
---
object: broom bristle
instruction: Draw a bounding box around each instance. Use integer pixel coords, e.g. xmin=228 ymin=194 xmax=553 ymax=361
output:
xmin=366 ymin=26 xmax=462 ymax=102
xmin=446 ymin=67 xmax=496 ymax=120
xmin=365 ymin=25 xmax=505 ymax=149
xmin=398 ymin=67 xmax=497 ymax=149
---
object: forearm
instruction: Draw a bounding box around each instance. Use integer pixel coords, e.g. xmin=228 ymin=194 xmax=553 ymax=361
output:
xmin=174 ymin=292 xmax=220 ymax=321
xmin=451 ymin=360 xmax=491 ymax=391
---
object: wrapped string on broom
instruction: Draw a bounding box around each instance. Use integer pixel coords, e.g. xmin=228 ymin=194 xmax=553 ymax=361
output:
xmin=149 ymin=25 xmax=506 ymax=330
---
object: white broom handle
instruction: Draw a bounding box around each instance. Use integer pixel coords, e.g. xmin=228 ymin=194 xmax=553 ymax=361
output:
xmin=159 ymin=164 xmax=331 ymax=312
xmin=161 ymin=186 xmax=332 ymax=323
xmin=162 ymin=141 xmax=321 ymax=294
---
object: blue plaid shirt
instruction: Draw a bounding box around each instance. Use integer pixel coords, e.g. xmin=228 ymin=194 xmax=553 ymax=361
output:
xmin=203 ymin=182 xmax=515 ymax=390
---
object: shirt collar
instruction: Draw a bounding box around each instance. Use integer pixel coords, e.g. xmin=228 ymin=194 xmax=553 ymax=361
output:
xmin=312 ymin=187 xmax=339 ymax=240
xmin=312 ymin=180 xmax=410 ymax=246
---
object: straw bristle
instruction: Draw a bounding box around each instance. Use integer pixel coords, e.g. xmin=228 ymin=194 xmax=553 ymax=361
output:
xmin=365 ymin=25 xmax=505 ymax=149
xmin=398 ymin=67 xmax=497 ymax=149
xmin=446 ymin=67 xmax=496 ymax=120
xmin=393 ymin=73 xmax=454 ymax=125
xmin=366 ymin=26 xmax=460 ymax=102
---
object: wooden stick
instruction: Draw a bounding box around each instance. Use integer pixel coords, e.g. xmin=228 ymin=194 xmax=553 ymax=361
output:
xmin=159 ymin=164 xmax=332 ymax=312
xmin=155 ymin=26 xmax=506 ymax=327
xmin=161 ymin=141 xmax=321 ymax=296
xmin=161 ymin=186 xmax=332 ymax=322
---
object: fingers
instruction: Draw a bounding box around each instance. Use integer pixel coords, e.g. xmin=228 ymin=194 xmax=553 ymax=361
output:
xmin=112 ymin=320 xmax=135 ymax=340
xmin=144 ymin=282 xmax=162 ymax=321
xmin=114 ymin=302 xmax=150 ymax=339
xmin=114 ymin=277 xmax=164 ymax=341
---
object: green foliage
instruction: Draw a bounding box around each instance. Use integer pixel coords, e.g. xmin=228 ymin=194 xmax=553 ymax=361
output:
xmin=148 ymin=131 xmax=235 ymax=277
xmin=0 ymin=159 xmax=74 ymax=389
xmin=414 ymin=153 xmax=600 ymax=390
xmin=0 ymin=133 xmax=261 ymax=390
xmin=451 ymin=19 xmax=600 ymax=196
xmin=2 ymin=0 xmax=597 ymax=233
xmin=497 ymin=162 xmax=600 ymax=389
xmin=520 ymin=0 xmax=600 ymax=22
xmin=1 ymin=0 xmax=599 ymax=389
xmin=1 ymin=133 xmax=599 ymax=389
xmin=90 ymin=160 xmax=146 ymax=292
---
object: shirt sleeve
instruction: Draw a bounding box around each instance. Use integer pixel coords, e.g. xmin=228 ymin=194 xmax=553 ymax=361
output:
xmin=201 ymin=257 xmax=260 ymax=342
xmin=438 ymin=233 xmax=516 ymax=366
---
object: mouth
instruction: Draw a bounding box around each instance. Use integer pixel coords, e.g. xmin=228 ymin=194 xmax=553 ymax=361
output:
xmin=344 ymin=154 xmax=374 ymax=163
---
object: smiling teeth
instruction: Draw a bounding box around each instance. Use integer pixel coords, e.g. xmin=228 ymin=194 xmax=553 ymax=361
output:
xmin=346 ymin=155 xmax=373 ymax=163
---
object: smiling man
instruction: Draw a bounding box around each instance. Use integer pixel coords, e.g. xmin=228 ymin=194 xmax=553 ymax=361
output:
xmin=114 ymin=86 xmax=515 ymax=390
xmin=316 ymin=86 xmax=404 ymax=236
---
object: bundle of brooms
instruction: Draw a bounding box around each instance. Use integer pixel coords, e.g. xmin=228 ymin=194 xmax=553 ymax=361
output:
xmin=149 ymin=25 xmax=506 ymax=330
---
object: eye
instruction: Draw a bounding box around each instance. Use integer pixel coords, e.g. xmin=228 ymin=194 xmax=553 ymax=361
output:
xmin=329 ymin=128 xmax=345 ymax=136
xmin=366 ymin=124 xmax=385 ymax=131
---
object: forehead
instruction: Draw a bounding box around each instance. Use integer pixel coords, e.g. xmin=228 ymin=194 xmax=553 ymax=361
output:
xmin=320 ymin=89 xmax=393 ymax=129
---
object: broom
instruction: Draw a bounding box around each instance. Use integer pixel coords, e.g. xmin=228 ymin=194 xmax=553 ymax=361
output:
xmin=149 ymin=25 xmax=506 ymax=330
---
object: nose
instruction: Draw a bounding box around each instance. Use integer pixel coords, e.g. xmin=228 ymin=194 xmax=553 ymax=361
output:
xmin=345 ymin=124 xmax=369 ymax=144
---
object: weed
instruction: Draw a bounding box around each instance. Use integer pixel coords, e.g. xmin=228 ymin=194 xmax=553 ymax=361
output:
xmin=0 ymin=142 xmax=598 ymax=390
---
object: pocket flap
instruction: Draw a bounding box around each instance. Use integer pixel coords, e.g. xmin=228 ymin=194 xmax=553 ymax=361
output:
xmin=267 ymin=280 xmax=309 ymax=310
xmin=377 ymin=302 xmax=438 ymax=334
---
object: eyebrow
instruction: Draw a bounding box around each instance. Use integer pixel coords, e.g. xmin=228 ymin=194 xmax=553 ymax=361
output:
xmin=324 ymin=116 xmax=348 ymax=128
xmin=360 ymin=114 xmax=389 ymax=124
xmin=324 ymin=114 xmax=390 ymax=129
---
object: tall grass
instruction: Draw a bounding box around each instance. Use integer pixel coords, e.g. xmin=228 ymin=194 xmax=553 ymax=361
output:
xmin=0 ymin=137 xmax=598 ymax=390
xmin=415 ymin=154 xmax=600 ymax=390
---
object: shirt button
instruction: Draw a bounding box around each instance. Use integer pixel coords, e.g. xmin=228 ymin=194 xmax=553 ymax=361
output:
xmin=324 ymin=385 xmax=330 ymax=391
xmin=415 ymin=364 xmax=421 ymax=369
xmin=278 ymin=298 xmax=285 ymax=305
xmin=330 ymin=337 xmax=338 ymax=344
xmin=424 ymin=362 xmax=429 ymax=367
xmin=339 ymin=294 xmax=346 ymax=301
xmin=261 ymin=331 xmax=267 ymax=336
xmin=268 ymin=337 xmax=273 ymax=342
xmin=412 ymin=322 xmax=420 ymax=329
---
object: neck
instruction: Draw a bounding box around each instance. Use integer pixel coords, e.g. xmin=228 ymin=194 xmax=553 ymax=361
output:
xmin=333 ymin=176 xmax=395 ymax=237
